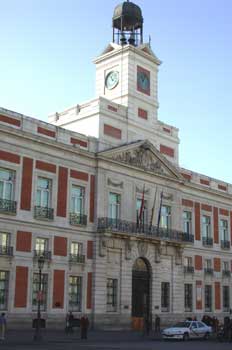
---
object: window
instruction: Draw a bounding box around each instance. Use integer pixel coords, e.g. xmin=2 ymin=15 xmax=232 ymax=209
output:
xmin=0 ymin=168 xmax=15 ymax=200
xmin=35 ymin=237 xmax=48 ymax=255
xmin=220 ymin=219 xmax=229 ymax=241
xmin=205 ymin=285 xmax=212 ymax=312
xmin=71 ymin=186 xmax=85 ymax=215
xmin=205 ymin=259 xmax=212 ymax=269
xmin=108 ymin=193 xmax=121 ymax=220
xmin=107 ymin=278 xmax=117 ymax=312
xmin=223 ymin=286 xmax=230 ymax=311
xmin=136 ymin=198 xmax=148 ymax=226
xmin=71 ymin=242 xmax=83 ymax=256
xmin=223 ymin=261 xmax=229 ymax=271
xmin=0 ymin=232 xmax=10 ymax=251
xmin=32 ymin=273 xmax=48 ymax=311
xmin=161 ymin=282 xmax=170 ymax=312
xmin=0 ymin=271 xmax=9 ymax=310
xmin=202 ymin=216 xmax=211 ymax=238
xmin=69 ymin=276 xmax=82 ymax=311
xmin=184 ymin=257 xmax=193 ymax=267
xmin=160 ymin=206 xmax=171 ymax=229
xmin=36 ymin=177 xmax=52 ymax=207
xmin=183 ymin=211 xmax=192 ymax=234
xmin=184 ymin=284 xmax=193 ymax=312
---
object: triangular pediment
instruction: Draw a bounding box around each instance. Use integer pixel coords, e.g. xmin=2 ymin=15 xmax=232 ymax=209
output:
xmin=100 ymin=43 xmax=121 ymax=56
xmin=97 ymin=140 xmax=183 ymax=181
xmin=138 ymin=44 xmax=162 ymax=65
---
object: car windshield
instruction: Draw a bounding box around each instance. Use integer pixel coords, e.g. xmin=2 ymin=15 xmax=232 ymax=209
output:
xmin=173 ymin=322 xmax=190 ymax=328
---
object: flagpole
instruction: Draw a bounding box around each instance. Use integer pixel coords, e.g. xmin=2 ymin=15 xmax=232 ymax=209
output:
xmin=139 ymin=184 xmax=145 ymax=232
xmin=149 ymin=186 xmax=157 ymax=231
xmin=157 ymin=191 xmax=163 ymax=231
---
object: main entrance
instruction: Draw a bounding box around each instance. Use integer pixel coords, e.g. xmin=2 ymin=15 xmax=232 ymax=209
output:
xmin=132 ymin=257 xmax=151 ymax=330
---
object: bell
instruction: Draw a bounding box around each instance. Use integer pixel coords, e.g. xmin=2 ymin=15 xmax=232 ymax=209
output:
xmin=120 ymin=33 xmax=127 ymax=45
xmin=128 ymin=32 xmax=135 ymax=46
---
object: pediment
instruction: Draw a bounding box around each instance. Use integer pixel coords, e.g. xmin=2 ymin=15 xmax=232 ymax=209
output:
xmin=138 ymin=44 xmax=162 ymax=65
xmin=98 ymin=140 xmax=183 ymax=181
xmin=100 ymin=43 xmax=121 ymax=56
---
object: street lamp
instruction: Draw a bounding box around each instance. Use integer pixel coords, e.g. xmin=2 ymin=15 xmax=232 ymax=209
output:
xmin=34 ymin=255 xmax=45 ymax=341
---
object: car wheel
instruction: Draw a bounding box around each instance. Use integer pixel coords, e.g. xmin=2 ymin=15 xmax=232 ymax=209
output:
xmin=183 ymin=333 xmax=189 ymax=341
xmin=204 ymin=332 xmax=210 ymax=340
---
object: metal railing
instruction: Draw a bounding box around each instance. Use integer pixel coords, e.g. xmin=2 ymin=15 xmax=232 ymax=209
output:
xmin=202 ymin=237 xmax=213 ymax=247
xmin=0 ymin=245 xmax=13 ymax=256
xmin=184 ymin=266 xmax=194 ymax=274
xmin=34 ymin=250 xmax=51 ymax=261
xmin=222 ymin=270 xmax=231 ymax=278
xmin=69 ymin=253 xmax=85 ymax=264
xmin=204 ymin=267 xmax=214 ymax=275
xmin=221 ymin=240 xmax=230 ymax=249
xmin=0 ymin=198 xmax=17 ymax=214
xmin=34 ymin=206 xmax=54 ymax=220
xmin=97 ymin=218 xmax=194 ymax=243
xmin=70 ymin=213 xmax=87 ymax=226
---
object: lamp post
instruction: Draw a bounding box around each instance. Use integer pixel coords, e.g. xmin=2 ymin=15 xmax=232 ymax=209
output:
xmin=34 ymin=255 xmax=45 ymax=341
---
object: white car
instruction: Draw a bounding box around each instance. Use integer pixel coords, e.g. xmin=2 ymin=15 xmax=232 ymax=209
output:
xmin=162 ymin=321 xmax=212 ymax=340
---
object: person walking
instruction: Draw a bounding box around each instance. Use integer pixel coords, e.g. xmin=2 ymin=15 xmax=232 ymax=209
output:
xmin=0 ymin=313 xmax=6 ymax=341
xmin=80 ymin=314 xmax=89 ymax=339
xmin=154 ymin=314 xmax=160 ymax=334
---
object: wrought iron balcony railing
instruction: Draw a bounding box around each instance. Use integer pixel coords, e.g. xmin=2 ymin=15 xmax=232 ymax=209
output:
xmin=34 ymin=250 xmax=51 ymax=261
xmin=97 ymin=218 xmax=194 ymax=243
xmin=70 ymin=213 xmax=87 ymax=226
xmin=202 ymin=237 xmax=213 ymax=247
xmin=69 ymin=253 xmax=85 ymax=264
xmin=0 ymin=245 xmax=13 ymax=256
xmin=221 ymin=240 xmax=230 ymax=249
xmin=204 ymin=267 xmax=214 ymax=275
xmin=222 ymin=270 xmax=231 ymax=278
xmin=34 ymin=206 xmax=54 ymax=220
xmin=0 ymin=198 xmax=17 ymax=214
xmin=184 ymin=266 xmax=194 ymax=274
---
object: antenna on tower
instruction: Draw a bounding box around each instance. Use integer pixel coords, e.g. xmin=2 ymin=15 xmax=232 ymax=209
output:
xmin=149 ymin=35 xmax=152 ymax=48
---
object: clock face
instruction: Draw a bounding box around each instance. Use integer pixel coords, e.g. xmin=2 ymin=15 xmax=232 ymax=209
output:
xmin=137 ymin=66 xmax=150 ymax=95
xmin=105 ymin=71 xmax=119 ymax=90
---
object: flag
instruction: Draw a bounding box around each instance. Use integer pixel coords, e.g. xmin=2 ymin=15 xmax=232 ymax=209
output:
xmin=157 ymin=191 xmax=163 ymax=229
xmin=139 ymin=184 xmax=145 ymax=224
xmin=149 ymin=186 xmax=157 ymax=230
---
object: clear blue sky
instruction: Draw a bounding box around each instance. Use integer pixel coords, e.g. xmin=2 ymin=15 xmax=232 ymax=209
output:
xmin=1 ymin=0 xmax=232 ymax=183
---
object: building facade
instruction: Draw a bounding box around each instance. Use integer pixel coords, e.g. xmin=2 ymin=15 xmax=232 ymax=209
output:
xmin=0 ymin=1 xmax=232 ymax=329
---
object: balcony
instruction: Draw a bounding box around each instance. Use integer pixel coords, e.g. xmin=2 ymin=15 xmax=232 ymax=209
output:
xmin=202 ymin=237 xmax=213 ymax=247
xmin=0 ymin=245 xmax=13 ymax=257
xmin=184 ymin=266 xmax=194 ymax=274
xmin=97 ymin=218 xmax=194 ymax=244
xmin=204 ymin=267 xmax=214 ymax=276
xmin=70 ymin=213 xmax=87 ymax=226
xmin=69 ymin=253 xmax=85 ymax=264
xmin=34 ymin=250 xmax=51 ymax=261
xmin=222 ymin=270 xmax=231 ymax=278
xmin=221 ymin=240 xmax=230 ymax=250
xmin=0 ymin=198 xmax=17 ymax=214
xmin=34 ymin=206 xmax=54 ymax=220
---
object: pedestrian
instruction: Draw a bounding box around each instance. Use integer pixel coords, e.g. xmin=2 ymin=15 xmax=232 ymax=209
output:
xmin=0 ymin=313 xmax=6 ymax=341
xmin=80 ymin=314 xmax=89 ymax=339
xmin=154 ymin=314 xmax=160 ymax=334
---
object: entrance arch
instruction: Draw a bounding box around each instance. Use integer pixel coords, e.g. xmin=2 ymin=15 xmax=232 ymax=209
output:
xmin=132 ymin=257 xmax=151 ymax=330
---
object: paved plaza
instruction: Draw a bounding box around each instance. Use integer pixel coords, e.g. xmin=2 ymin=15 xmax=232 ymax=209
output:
xmin=0 ymin=330 xmax=232 ymax=350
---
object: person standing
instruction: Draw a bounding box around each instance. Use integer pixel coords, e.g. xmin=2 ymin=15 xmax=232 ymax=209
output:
xmin=80 ymin=314 xmax=89 ymax=339
xmin=154 ymin=314 xmax=160 ymax=334
xmin=0 ymin=313 xmax=6 ymax=341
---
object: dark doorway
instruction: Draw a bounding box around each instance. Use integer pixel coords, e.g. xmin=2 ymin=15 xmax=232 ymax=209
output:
xmin=132 ymin=258 xmax=151 ymax=330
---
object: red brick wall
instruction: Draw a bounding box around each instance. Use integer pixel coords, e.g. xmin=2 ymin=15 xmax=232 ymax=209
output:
xmin=195 ymin=255 xmax=202 ymax=270
xmin=200 ymin=179 xmax=210 ymax=186
xmin=53 ymin=270 xmax=65 ymax=308
xmin=36 ymin=160 xmax=56 ymax=173
xmin=214 ymin=257 xmax=221 ymax=272
xmin=0 ymin=114 xmax=21 ymax=127
xmin=54 ymin=237 xmax=67 ymax=256
xmin=181 ymin=173 xmax=192 ymax=181
xmin=16 ymin=231 xmax=32 ymax=252
xmin=213 ymin=207 xmax=219 ymax=244
xmin=87 ymin=241 xmax=93 ymax=259
xmin=57 ymin=167 xmax=68 ymax=217
xmin=20 ymin=157 xmax=33 ymax=210
xmin=215 ymin=282 xmax=221 ymax=310
xmin=196 ymin=281 xmax=202 ymax=310
xmin=70 ymin=169 xmax=88 ymax=182
xmin=219 ymin=208 xmax=229 ymax=216
xmin=86 ymin=272 xmax=92 ymax=309
xmin=108 ymin=105 xmax=117 ymax=112
xmin=0 ymin=150 xmax=20 ymax=164
xmin=160 ymin=145 xmax=174 ymax=158
xmin=89 ymin=175 xmax=95 ymax=223
xmin=14 ymin=266 xmax=28 ymax=307
xmin=104 ymin=124 xmax=122 ymax=139
xmin=218 ymin=184 xmax=227 ymax=191
xmin=138 ymin=108 xmax=148 ymax=120
xmin=37 ymin=126 xmax=56 ymax=138
xmin=201 ymin=204 xmax=212 ymax=212
xmin=195 ymin=202 xmax=201 ymax=240
xmin=182 ymin=199 xmax=193 ymax=207
xmin=70 ymin=137 xmax=88 ymax=148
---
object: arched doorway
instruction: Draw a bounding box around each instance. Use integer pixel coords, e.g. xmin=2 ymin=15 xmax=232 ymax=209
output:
xmin=132 ymin=257 xmax=151 ymax=330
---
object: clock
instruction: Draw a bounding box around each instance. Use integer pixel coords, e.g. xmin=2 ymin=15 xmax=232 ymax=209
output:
xmin=137 ymin=66 xmax=150 ymax=95
xmin=105 ymin=71 xmax=119 ymax=90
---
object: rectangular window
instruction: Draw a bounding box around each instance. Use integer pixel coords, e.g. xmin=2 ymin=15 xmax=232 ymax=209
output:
xmin=0 ymin=271 xmax=9 ymax=310
xmin=184 ymin=257 xmax=193 ymax=267
xmin=202 ymin=216 xmax=211 ymax=238
xmin=32 ymin=273 xmax=48 ymax=311
xmin=223 ymin=286 xmax=230 ymax=312
xmin=205 ymin=259 xmax=212 ymax=269
xmin=220 ymin=219 xmax=229 ymax=241
xmin=0 ymin=232 xmax=10 ymax=250
xmin=107 ymin=278 xmax=117 ymax=312
xmin=0 ymin=168 xmax=15 ymax=200
xmin=184 ymin=284 xmax=193 ymax=312
xmin=108 ymin=193 xmax=121 ymax=220
xmin=70 ymin=186 xmax=85 ymax=215
xmin=223 ymin=261 xmax=229 ymax=271
xmin=35 ymin=237 xmax=48 ymax=255
xmin=36 ymin=177 xmax=52 ymax=207
xmin=183 ymin=211 xmax=192 ymax=234
xmin=136 ymin=198 xmax=148 ymax=226
xmin=205 ymin=285 xmax=212 ymax=312
xmin=69 ymin=276 xmax=82 ymax=311
xmin=160 ymin=206 xmax=171 ymax=229
xmin=71 ymin=242 xmax=83 ymax=256
xmin=161 ymin=282 xmax=170 ymax=312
